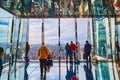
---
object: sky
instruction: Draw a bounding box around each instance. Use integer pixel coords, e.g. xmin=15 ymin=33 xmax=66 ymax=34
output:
xmin=29 ymin=18 xmax=88 ymax=45
xmin=0 ymin=8 xmax=88 ymax=45
xmin=0 ymin=21 xmax=8 ymax=43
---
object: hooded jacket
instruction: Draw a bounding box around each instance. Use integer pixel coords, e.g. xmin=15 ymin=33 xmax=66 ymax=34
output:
xmin=38 ymin=45 xmax=50 ymax=59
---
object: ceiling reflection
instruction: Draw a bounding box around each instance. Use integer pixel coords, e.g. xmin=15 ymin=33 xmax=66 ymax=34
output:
xmin=0 ymin=0 xmax=119 ymax=18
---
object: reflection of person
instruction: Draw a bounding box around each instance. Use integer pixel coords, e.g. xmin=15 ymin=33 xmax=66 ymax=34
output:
xmin=66 ymin=63 xmax=77 ymax=80
xmin=0 ymin=47 xmax=4 ymax=78
xmin=83 ymin=63 xmax=93 ymax=80
xmin=65 ymin=64 xmax=74 ymax=80
xmin=38 ymin=42 xmax=50 ymax=80
xmin=70 ymin=41 xmax=76 ymax=62
xmin=65 ymin=43 xmax=72 ymax=65
xmin=100 ymin=42 xmax=106 ymax=57
xmin=116 ymin=41 xmax=120 ymax=60
xmin=24 ymin=41 xmax=30 ymax=80
xmin=84 ymin=41 xmax=91 ymax=62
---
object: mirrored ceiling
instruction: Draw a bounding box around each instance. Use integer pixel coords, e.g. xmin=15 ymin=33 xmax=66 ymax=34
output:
xmin=0 ymin=0 xmax=119 ymax=18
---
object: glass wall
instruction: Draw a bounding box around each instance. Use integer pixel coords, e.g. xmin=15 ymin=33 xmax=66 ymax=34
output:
xmin=93 ymin=18 xmax=107 ymax=57
xmin=0 ymin=18 xmax=9 ymax=62
xmin=29 ymin=18 xmax=88 ymax=60
xmin=96 ymin=62 xmax=110 ymax=80
xmin=86 ymin=0 xmax=116 ymax=59
xmin=89 ymin=18 xmax=116 ymax=58
xmin=0 ymin=8 xmax=28 ymax=62
xmin=0 ymin=8 xmax=13 ymax=63
xmin=0 ymin=7 xmax=29 ymax=80
xmin=116 ymin=18 xmax=120 ymax=60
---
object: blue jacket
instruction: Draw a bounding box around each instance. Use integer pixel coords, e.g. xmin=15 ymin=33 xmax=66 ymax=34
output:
xmin=84 ymin=43 xmax=91 ymax=53
xmin=65 ymin=45 xmax=72 ymax=57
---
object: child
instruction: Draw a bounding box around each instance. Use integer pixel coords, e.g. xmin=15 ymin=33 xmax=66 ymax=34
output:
xmin=46 ymin=54 xmax=53 ymax=72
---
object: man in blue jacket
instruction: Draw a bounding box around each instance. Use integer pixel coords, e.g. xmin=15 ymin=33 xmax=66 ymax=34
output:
xmin=65 ymin=43 xmax=72 ymax=65
xmin=84 ymin=41 xmax=92 ymax=62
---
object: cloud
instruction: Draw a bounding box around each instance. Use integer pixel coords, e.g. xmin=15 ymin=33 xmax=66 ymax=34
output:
xmin=0 ymin=26 xmax=8 ymax=42
xmin=29 ymin=18 xmax=88 ymax=44
xmin=29 ymin=37 xmax=41 ymax=44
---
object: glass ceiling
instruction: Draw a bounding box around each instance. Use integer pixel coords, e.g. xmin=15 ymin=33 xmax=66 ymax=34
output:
xmin=0 ymin=0 xmax=119 ymax=18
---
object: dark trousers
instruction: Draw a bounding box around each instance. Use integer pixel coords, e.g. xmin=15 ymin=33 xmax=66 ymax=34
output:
xmin=39 ymin=59 xmax=47 ymax=77
xmin=66 ymin=55 xmax=68 ymax=64
xmin=84 ymin=52 xmax=91 ymax=67
xmin=0 ymin=59 xmax=3 ymax=78
xmin=24 ymin=62 xmax=29 ymax=80
xmin=86 ymin=52 xmax=91 ymax=62
xmin=0 ymin=67 xmax=2 ymax=78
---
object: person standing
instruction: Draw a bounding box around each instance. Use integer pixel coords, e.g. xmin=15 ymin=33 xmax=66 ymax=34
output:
xmin=65 ymin=43 xmax=72 ymax=65
xmin=83 ymin=64 xmax=93 ymax=80
xmin=24 ymin=41 xmax=30 ymax=80
xmin=46 ymin=53 xmax=53 ymax=72
xmin=116 ymin=41 xmax=120 ymax=60
xmin=25 ymin=42 xmax=30 ymax=62
xmin=0 ymin=47 xmax=4 ymax=78
xmin=70 ymin=41 xmax=76 ymax=62
xmin=38 ymin=42 xmax=50 ymax=79
xmin=84 ymin=40 xmax=92 ymax=62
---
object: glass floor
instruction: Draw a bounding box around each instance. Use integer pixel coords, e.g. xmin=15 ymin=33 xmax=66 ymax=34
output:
xmin=0 ymin=60 xmax=119 ymax=80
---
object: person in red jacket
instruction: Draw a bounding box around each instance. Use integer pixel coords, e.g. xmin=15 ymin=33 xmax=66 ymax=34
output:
xmin=70 ymin=41 xmax=76 ymax=63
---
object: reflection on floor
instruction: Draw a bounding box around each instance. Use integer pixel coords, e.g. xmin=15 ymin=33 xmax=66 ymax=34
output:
xmin=0 ymin=60 xmax=119 ymax=80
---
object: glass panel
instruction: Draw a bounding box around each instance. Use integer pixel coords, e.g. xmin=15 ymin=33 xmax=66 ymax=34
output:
xmin=12 ymin=18 xmax=20 ymax=59
xmin=0 ymin=8 xmax=12 ymax=64
xmin=21 ymin=20 xmax=28 ymax=59
xmin=0 ymin=18 xmax=8 ymax=43
xmin=17 ymin=19 xmax=27 ymax=60
xmin=77 ymin=18 xmax=88 ymax=59
xmin=44 ymin=18 xmax=58 ymax=59
xmin=0 ymin=8 xmax=12 ymax=18
xmin=0 ymin=18 xmax=9 ymax=63
xmin=29 ymin=19 xmax=42 ymax=60
xmin=117 ymin=24 xmax=120 ymax=58
xmin=96 ymin=62 xmax=110 ymax=80
xmin=60 ymin=18 xmax=75 ymax=59
xmin=93 ymin=18 xmax=107 ymax=57
xmin=110 ymin=18 xmax=115 ymax=54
